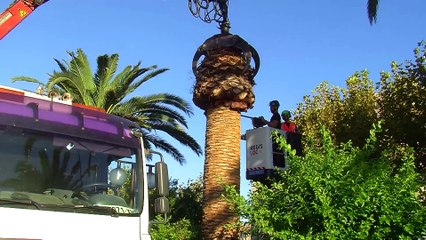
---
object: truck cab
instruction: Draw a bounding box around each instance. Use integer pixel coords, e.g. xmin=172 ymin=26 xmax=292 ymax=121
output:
xmin=0 ymin=85 xmax=166 ymax=239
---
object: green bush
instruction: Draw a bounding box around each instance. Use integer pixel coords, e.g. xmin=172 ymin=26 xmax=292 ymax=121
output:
xmin=150 ymin=215 xmax=195 ymax=240
xmin=377 ymin=41 xmax=426 ymax=174
xmin=149 ymin=177 xmax=202 ymax=239
xmin=226 ymin=124 xmax=426 ymax=239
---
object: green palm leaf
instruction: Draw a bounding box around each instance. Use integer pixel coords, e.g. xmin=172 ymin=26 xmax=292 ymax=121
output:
xmin=11 ymin=76 xmax=45 ymax=87
xmin=94 ymin=54 xmax=119 ymax=108
xmin=11 ymin=48 xmax=202 ymax=164
xmin=141 ymin=131 xmax=186 ymax=164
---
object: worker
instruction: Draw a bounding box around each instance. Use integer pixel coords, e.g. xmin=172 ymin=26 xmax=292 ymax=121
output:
xmin=260 ymin=100 xmax=281 ymax=129
xmin=281 ymin=110 xmax=298 ymax=133
xmin=281 ymin=110 xmax=303 ymax=156
xmin=259 ymin=100 xmax=284 ymax=169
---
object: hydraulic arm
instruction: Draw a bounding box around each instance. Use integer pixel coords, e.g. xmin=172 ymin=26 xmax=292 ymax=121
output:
xmin=0 ymin=0 xmax=48 ymax=40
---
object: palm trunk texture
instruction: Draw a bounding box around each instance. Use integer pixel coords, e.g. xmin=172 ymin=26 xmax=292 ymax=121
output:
xmin=192 ymin=47 xmax=255 ymax=239
xmin=203 ymin=107 xmax=240 ymax=239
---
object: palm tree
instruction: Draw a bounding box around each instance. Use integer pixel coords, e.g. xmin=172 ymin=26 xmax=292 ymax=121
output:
xmin=12 ymin=49 xmax=202 ymax=164
xmin=192 ymin=35 xmax=257 ymax=239
xmin=367 ymin=0 xmax=379 ymax=25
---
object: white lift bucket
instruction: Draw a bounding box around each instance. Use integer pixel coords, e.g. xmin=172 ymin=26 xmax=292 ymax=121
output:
xmin=244 ymin=127 xmax=289 ymax=181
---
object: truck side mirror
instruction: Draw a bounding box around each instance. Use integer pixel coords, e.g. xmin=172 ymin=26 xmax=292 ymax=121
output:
xmin=155 ymin=197 xmax=170 ymax=214
xmin=155 ymin=161 xmax=169 ymax=197
xmin=154 ymin=161 xmax=170 ymax=214
xmin=148 ymin=150 xmax=170 ymax=215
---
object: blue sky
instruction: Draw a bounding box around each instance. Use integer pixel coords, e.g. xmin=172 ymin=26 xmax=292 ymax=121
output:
xmin=1 ymin=0 xmax=425 ymax=197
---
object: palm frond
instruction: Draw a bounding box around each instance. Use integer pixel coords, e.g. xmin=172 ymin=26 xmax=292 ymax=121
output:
xmin=118 ymin=97 xmax=190 ymax=127
xmin=9 ymin=48 xmax=202 ymax=164
xmin=11 ymin=76 xmax=45 ymax=87
xmin=107 ymin=65 xmax=135 ymax=103
xmin=141 ymin=131 xmax=186 ymax=165
xmin=94 ymin=54 xmax=119 ymax=108
xmin=149 ymin=123 xmax=202 ymax=157
xmin=142 ymin=111 xmax=184 ymax=129
xmin=367 ymin=0 xmax=379 ymax=25
xmin=130 ymin=94 xmax=194 ymax=116
xmin=53 ymin=58 xmax=70 ymax=73
xmin=94 ymin=54 xmax=118 ymax=87
xmin=110 ymin=64 xmax=168 ymax=102
xmin=113 ymin=107 xmax=150 ymax=125
xmin=45 ymin=75 xmax=74 ymax=90
xmin=47 ymin=73 xmax=95 ymax=106
xmin=128 ymin=67 xmax=169 ymax=94
xmin=67 ymin=49 xmax=95 ymax=91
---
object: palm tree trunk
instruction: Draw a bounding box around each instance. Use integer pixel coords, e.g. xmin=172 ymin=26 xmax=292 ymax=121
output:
xmin=191 ymin=34 xmax=257 ymax=239
xmin=202 ymin=106 xmax=240 ymax=239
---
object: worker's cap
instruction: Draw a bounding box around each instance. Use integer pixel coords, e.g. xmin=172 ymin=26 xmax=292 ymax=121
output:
xmin=281 ymin=110 xmax=291 ymax=118
xmin=269 ymin=100 xmax=280 ymax=107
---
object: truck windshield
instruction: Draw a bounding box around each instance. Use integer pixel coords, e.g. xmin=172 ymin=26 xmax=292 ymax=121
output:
xmin=0 ymin=126 xmax=143 ymax=216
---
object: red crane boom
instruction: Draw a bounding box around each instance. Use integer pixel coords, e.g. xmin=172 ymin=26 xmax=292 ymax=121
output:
xmin=0 ymin=0 xmax=48 ymax=40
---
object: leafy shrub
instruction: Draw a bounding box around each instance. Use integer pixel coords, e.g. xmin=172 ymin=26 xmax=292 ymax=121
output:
xmin=149 ymin=177 xmax=202 ymax=240
xmin=150 ymin=215 xmax=195 ymax=240
xmin=377 ymin=41 xmax=426 ymax=174
xmin=226 ymin=124 xmax=426 ymax=239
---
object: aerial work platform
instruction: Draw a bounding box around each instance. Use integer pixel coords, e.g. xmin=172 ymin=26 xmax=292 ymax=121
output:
xmin=244 ymin=127 xmax=302 ymax=181
xmin=245 ymin=127 xmax=288 ymax=181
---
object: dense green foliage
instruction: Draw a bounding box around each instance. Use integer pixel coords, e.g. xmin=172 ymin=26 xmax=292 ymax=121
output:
xmin=12 ymin=49 xmax=202 ymax=164
xmin=296 ymin=41 xmax=426 ymax=175
xmin=295 ymin=70 xmax=377 ymax=148
xmin=150 ymin=177 xmax=203 ymax=240
xmin=169 ymin=176 xmax=203 ymax=239
xmin=150 ymin=215 xmax=195 ymax=240
xmin=377 ymin=41 xmax=426 ymax=174
xmin=227 ymin=125 xmax=426 ymax=239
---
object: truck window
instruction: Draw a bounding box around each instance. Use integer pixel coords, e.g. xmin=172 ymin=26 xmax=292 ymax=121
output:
xmin=0 ymin=126 xmax=143 ymax=216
